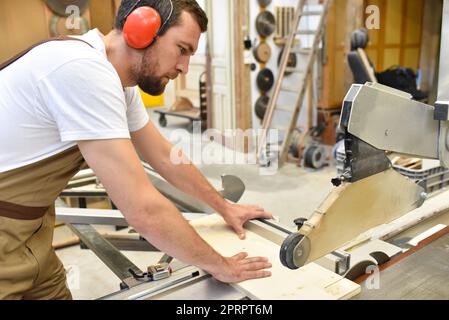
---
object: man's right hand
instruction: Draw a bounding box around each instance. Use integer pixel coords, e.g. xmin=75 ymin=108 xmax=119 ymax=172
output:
xmin=209 ymin=252 xmax=272 ymax=284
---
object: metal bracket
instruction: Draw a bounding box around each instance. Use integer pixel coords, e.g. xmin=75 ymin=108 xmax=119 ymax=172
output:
xmin=332 ymin=250 xmax=351 ymax=275
xmin=67 ymin=224 xmax=144 ymax=289
xmin=434 ymin=102 xmax=449 ymax=121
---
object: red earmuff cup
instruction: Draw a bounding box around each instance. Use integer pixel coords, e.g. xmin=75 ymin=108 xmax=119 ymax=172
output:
xmin=123 ymin=7 xmax=162 ymax=49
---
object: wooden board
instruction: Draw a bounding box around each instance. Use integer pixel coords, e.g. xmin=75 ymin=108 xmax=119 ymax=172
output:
xmin=300 ymin=169 xmax=424 ymax=264
xmin=190 ymin=214 xmax=360 ymax=300
xmin=357 ymin=49 xmax=377 ymax=83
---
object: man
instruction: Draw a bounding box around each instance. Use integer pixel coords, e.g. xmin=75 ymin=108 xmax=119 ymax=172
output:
xmin=0 ymin=0 xmax=273 ymax=300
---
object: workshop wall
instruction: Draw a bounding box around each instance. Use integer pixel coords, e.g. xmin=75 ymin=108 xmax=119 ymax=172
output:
xmin=0 ymin=0 xmax=91 ymax=64
xmin=0 ymin=0 xmax=179 ymax=109
xmin=364 ymin=0 xmax=425 ymax=72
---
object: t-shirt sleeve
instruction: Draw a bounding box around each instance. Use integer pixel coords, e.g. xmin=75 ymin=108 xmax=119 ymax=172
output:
xmin=36 ymin=57 xmax=131 ymax=142
xmin=124 ymin=87 xmax=150 ymax=133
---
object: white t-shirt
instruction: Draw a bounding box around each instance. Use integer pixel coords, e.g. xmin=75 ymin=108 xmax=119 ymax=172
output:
xmin=0 ymin=29 xmax=150 ymax=173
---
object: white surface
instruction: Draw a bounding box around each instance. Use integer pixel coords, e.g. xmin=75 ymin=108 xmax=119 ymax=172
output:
xmin=407 ymin=224 xmax=447 ymax=246
xmin=191 ymin=214 xmax=361 ymax=300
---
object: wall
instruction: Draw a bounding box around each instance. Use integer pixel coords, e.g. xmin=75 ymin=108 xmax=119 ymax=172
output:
xmin=0 ymin=0 xmax=91 ymax=64
xmin=89 ymin=0 xmax=117 ymax=35
xmin=364 ymin=0 xmax=425 ymax=72
xmin=320 ymin=0 xmax=365 ymax=110
xmin=321 ymin=0 xmax=431 ymax=109
xmin=0 ymin=0 xmax=183 ymax=110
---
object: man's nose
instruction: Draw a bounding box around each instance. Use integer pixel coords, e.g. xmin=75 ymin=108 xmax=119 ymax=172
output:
xmin=176 ymin=56 xmax=190 ymax=75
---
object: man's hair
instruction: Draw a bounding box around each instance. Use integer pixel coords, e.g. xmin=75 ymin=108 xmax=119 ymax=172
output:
xmin=115 ymin=0 xmax=208 ymax=35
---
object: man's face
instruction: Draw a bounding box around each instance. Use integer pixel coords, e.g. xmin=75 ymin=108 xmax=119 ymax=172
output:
xmin=136 ymin=11 xmax=201 ymax=95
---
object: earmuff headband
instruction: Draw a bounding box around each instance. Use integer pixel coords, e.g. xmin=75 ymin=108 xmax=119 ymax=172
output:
xmin=125 ymin=0 xmax=174 ymax=35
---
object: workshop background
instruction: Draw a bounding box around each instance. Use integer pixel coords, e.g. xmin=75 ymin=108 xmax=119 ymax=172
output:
xmin=1 ymin=0 xmax=449 ymax=301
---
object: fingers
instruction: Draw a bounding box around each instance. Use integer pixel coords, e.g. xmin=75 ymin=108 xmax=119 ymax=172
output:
xmin=246 ymin=205 xmax=274 ymax=220
xmin=239 ymin=257 xmax=272 ymax=273
xmin=238 ymin=256 xmax=273 ymax=281
xmin=262 ymin=211 xmax=274 ymax=219
xmin=243 ymin=270 xmax=272 ymax=279
xmin=223 ymin=254 xmax=273 ymax=283
xmin=247 ymin=210 xmax=274 ymax=221
xmin=249 ymin=205 xmax=265 ymax=212
xmin=232 ymin=252 xmax=248 ymax=260
xmin=233 ymin=225 xmax=246 ymax=240
xmin=243 ymin=261 xmax=272 ymax=272
xmin=242 ymin=258 xmax=272 ymax=269
xmin=240 ymin=256 xmax=269 ymax=264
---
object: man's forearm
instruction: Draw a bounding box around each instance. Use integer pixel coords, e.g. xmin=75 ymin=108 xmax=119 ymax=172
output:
xmin=131 ymin=126 xmax=230 ymax=214
xmin=127 ymin=196 xmax=226 ymax=274
xmin=157 ymin=156 xmax=229 ymax=213
xmin=147 ymin=142 xmax=229 ymax=214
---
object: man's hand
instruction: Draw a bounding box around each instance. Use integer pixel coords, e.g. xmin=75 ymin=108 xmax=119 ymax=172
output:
xmin=220 ymin=203 xmax=274 ymax=240
xmin=210 ymin=252 xmax=272 ymax=283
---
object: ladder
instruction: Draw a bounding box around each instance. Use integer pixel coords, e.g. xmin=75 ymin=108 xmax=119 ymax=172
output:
xmin=257 ymin=0 xmax=332 ymax=167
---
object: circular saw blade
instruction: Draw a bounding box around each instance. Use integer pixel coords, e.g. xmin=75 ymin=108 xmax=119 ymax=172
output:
xmin=256 ymin=11 xmax=276 ymax=38
xmin=253 ymin=42 xmax=272 ymax=63
xmin=255 ymin=95 xmax=270 ymax=120
xmin=256 ymin=68 xmax=274 ymax=92
xmin=257 ymin=0 xmax=272 ymax=9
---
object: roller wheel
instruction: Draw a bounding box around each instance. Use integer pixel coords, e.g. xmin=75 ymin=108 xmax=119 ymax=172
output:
xmin=280 ymin=233 xmax=304 ymax=270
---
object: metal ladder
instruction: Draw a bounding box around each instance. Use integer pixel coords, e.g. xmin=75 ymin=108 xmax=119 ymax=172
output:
xmin=257 ymin=0 xmax=332 ymax=167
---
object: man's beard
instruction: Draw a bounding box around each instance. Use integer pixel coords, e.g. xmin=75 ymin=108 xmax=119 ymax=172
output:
xmin=136 ymin=50 xmax=167 ymax=96
xmin=137 ymin=74 xmax=166 ymax=96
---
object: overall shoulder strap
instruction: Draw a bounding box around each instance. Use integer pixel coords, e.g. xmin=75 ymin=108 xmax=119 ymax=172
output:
xmin=0 ymin=35 xmax=94 ymax=71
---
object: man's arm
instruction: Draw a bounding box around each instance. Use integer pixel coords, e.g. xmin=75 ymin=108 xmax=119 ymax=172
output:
xmin=131 ymin=122 xmax=273 ymax=239
xmin=78 ymin=138 xmax=272 ymax=283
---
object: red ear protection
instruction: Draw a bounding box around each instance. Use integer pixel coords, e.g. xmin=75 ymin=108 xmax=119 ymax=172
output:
xmin=123 ymin=6 xmax=162 ymax=49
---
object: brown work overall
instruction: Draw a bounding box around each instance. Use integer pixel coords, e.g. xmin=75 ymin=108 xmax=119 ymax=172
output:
xmin=0 ymin=37 xmax=92 ymax=300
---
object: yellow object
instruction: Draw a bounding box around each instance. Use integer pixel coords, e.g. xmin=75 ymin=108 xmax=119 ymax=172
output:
xmin=139 ymin=87 xmax=164 ymax=108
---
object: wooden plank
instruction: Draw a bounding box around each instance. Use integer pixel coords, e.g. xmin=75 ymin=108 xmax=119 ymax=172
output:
xmin=336 ymin=188 xmax=449 ymax=252
xmin=299 ymin=169 xmax=424 ymax=264
xmin=344 ymin=0 xmax=364 ymax=91
xmin=357 ymin=48 xmax=377 ymax=82
xmin=307 ymin=74 xmax=314 ymax=129
xmin=355 ymin=226 xmax=449 ymax=285
xmin=233 ymin=0 xmax=252 ymax=133
xmin=321 ymin=0 xmax=364 ymax=109
xmin=418 ymin=0 xmax=443 ymax=94
xmin=190 ymin=214 xmax=360 ymax=300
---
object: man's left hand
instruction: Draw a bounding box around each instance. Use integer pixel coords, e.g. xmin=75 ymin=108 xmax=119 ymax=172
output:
xmin=220 ymin=203 xmax=274 ymax=240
